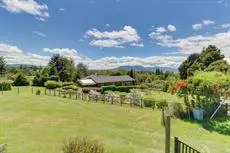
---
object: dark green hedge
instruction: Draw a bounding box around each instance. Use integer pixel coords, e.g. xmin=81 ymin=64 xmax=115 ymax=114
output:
xmin=101 ymin=85 xmax=137 ymax=94
xmin=0 ymin=80 xmax=13 ymax=91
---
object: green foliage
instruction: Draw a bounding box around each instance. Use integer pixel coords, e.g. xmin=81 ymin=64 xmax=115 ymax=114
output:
xmin=62 ymin=82 xmax=76 ymax=87
xmin=178 ymin=45 xmax=228 ymax=79
xmin=13 ymin=74 xmax=30 ymax=86
xmin=205 ymin=60 xmax=230 ymax=73
xmin=155 ymin=100 xmax=167 ymax=109
xmin=0 ymin=56 xmax=7 ymax=75
xmin=82 ymin=87 xmax=101 ymax=93
xmin=32 ymin=72 xmax=49 ymax=86
xmin=75 ymin=63 xmax=89 ymax=80
xmin=36 ymin=89 xmax=41 ymax=95
xmin=0 ymin=80 xmax=13 ymax=91
xmin=62 ymin=85 xmax=78 ymax=91
xmin=143 ymin=98 xmax=155 ymax=108
xmin=49 ymin=54 xmax=75 ymax=82
xmin=44 ymin=81 xmax=62 ymax=89
xmin=101 ymin=85 xmax=137 ymax=93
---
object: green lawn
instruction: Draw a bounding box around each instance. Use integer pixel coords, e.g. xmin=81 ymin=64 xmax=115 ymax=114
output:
xmin=0 ymin=87 xmax=230 ymax=153
xmin=144 ymin=90 xmax=184 ymax=103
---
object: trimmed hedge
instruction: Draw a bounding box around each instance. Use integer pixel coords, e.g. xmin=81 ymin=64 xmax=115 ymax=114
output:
xmin=62 ymin=85 xmax=78 ymax=91
xmin=101 ymin=86 xmax=137 ymax=94
xmin=82 ymin=87 xmax=101 ymax=93
xmin=62 ymin=82 xmax=76 ymax=87
xmin=44 ymin=81 xmax=62 ymax=89
xmin=143 ymin=98 xmax=155 ymax=108
xmin=0 ymin=80 xmax=13 ymax=91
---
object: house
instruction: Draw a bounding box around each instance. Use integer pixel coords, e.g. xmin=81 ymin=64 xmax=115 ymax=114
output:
xmin=78 ymin=75 xmax=135 ymax=87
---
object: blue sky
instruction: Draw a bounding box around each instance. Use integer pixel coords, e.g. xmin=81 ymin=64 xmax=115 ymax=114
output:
xmin=0 ymin=0 xmax=230 ymax=69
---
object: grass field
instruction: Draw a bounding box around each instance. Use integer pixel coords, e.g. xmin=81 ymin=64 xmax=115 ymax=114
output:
xmin=0 ymin=87 xmax=230 ymax=153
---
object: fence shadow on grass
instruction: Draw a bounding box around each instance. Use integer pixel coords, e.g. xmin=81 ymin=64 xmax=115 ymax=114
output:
xmin=183 ymin=117 xmax=230 ymax=136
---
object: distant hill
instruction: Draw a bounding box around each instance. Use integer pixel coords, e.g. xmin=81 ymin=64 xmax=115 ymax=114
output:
xmin=115 ymin=66 xmax=177 ymax=72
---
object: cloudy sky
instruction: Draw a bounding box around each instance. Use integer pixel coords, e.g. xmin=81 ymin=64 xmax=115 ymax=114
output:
xmin=0 ymin=0 xmax=230 ymax=69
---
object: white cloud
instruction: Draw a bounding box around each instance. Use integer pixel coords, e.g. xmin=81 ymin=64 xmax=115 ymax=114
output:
xmin=0 ymin=43 xmax=185 ymax=69
xmin=0 ymin=0 xmax=49 ymax=18
xmin=35 ymin=17 xmax=45 ymax=21
xmin=203 ymin=20 xmax=215 ymax=25
xmin=167 ymin=24 xmax=176 ymax=32
xmin=192 ymin=20 xmax=215 ymax=30
xmin=192 ymin=24 xmax=202 ymax=30
xmin=33 ymin=31 xmax=46 ymax=37
xmin=105 ymin=24 xmax=110 ymax=27
xmin=0 ymin=43 xmax=49 ymax=66
xmin=59 ymin=8 xmax=65 ymax=11
xmin=221 ymin=23 xmax=230 ymax=29
xmin=156 ymin=26 xmax=167 ymax=33
xmin=86 ymin=26 xmax=143 ymax=48
xmin=149 ymin=29 xmax=230 ymax=62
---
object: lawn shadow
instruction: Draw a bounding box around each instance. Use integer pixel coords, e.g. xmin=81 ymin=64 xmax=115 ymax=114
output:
xmin=182 ymin=117 xmax=230 ymax=136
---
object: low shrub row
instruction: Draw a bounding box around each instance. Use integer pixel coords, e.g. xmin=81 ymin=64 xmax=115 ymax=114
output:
xmin=44 ymin=81 xmax=62 ymax=89
xmin=101 ymin=85 xmax=137 ymax=94
xmin=0 ymin=80 xmax=13 ymax=91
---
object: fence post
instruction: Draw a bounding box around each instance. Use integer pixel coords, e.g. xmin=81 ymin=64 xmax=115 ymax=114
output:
xmin=1 ymin=86 xmax=3 ymax=95
xmin=174 ymin=137 xmax=179 ymax=153
xmin=165 ymin=115 xmax=171 ymax=153
xmin=59 ymin=90 xmax=61 ymax=97
xmin=140 ymin=98 xmax=143 ymax=108
xmin=54 ymin=90 xmax=56 ymax=96
xmin=32 ymin=87 xmax=33 ymax=94
xmin=45 ymin=89 xmax=47 ymax=95
xmin=17 ymin=87 xmax=19 ymax=94
xmin=49 ymin=89 xmax=51 ymax=95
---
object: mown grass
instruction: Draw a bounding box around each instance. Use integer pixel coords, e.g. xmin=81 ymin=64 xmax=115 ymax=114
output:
xmin=0 ymin=87 xmax=230 ymax=153
xmin=144 ymin=90 xmax=184 ymax=103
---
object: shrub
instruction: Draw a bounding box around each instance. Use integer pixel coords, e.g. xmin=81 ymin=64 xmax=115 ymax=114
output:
xmin=44 ymin=81 xmax=62 ymax=89
xmin=0 ymin=80 xmax=13 ymax=91
xmin=62 ymin=85 xmax=78 ymax=91
xmin=49 ymin=75 xmax=59 ymax=81
xmin=156 ymin=100 xmax=168 ymax=109
xmin=62 ymin=137 xmax=105 ymax=153
xmin=32 ymin=73 xmax=49 ymax=87
xmin=143 ymin=98 xmax=155 ymax=108
xmin=36 ymin=89 xmax=41 ymax=95
xmin=101 ymin=86 xmax=137 ymax=94
xmin=62 ymin=82 xmax=76 ymax=87
xmin=13 ymin=74 xmax=30 ymax=86
xmin=82 ymin=87 xmax=101 ymax=93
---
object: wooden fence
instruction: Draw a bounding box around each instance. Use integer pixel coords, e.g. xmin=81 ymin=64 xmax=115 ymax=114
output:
xmin=42 ymin=89 xmax=144 ymax=108
xmin=174 ymin=137 xmax=201 ymax=153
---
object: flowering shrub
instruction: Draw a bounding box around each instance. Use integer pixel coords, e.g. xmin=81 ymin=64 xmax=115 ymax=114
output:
xmin=126 ymin=90 xmax=144 ymax=106
xmin=104 ymin=91 xmax=120 ymax=103
xmin=89 ymin=90 xmax=101 ymax=101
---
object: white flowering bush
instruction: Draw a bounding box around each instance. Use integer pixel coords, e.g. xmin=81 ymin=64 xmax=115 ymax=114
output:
xmin=105 ymin=91 xmax=120 ymax=104
xmin=89 ymin=90 xmax=101 ymax=101
xmin=126 ymin=90 xmax=144 ymax=106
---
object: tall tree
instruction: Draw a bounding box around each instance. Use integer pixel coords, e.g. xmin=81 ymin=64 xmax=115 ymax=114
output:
xmin=178 ymin=45 xmax=227 ymax=79
xmin=0 ymin=56 xmax=7 ymax=75
xmin=76 ymin=63 xmax=89 ymax=78
xmin=48 ymin=54 xmax=75 ymax=82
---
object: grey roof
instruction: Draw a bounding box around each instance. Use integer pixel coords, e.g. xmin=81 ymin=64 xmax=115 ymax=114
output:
xmin=85 ymin=75 xmax=135 ymax=84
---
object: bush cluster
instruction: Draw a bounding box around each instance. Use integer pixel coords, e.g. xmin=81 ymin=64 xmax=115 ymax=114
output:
xmin=13 ymin=74 xmax=30 ymax=86
xmin=62 ymin=137 xmax=105 ymax=153
xmin=44 ymin=81 xmax=62 ymax=89
xmin=101 ymin=86 xmax=137 ymax=94
xmin=62 ymin=85 xmax=78 ymax=91
xmin=0 ymin=80 xmax=13 ymax=91
xmin=143 ymin=98 xmax=155 ymax=108
xmin=62 ymin=82 xmax=76 ymax=87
